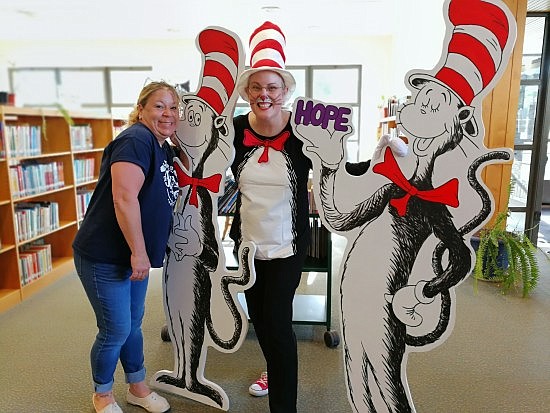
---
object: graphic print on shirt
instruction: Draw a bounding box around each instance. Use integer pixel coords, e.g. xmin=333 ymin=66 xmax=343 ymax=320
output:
xmin=161 ymin=159 xmax=179 ymax=207
xmin=291 ymin=1 xmax=516 ymax=412
xmin=150 ymin=27 xmax=256 ymax=411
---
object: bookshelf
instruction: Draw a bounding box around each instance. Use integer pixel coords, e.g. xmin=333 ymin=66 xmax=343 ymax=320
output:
xmin=377 ymin=95 xmax=404 ymax=139
xmin=219 ymin=178 xmax=338 ymax=347
xmin=0 ymin=106 xmax=125 ymax=313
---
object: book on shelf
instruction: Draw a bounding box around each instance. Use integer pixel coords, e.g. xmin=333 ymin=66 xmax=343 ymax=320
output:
xmin=70 ymin=124 xmax=93 ymax=150
xmin=307 ymin=215 xmax=328 ymax=260
xmin=9 ymin=160 xmax=65 ymax=198
xmin=18 ymin=242 xmax=52 ymax=286
xmin=76 ymin=188 xmax=94 ymax=220
xmin=14 ymin=201 xmax=59 ymax=242
xmin=0 ymin=122 xmax=5 ymax=158
xmin=218 ymin=177 xmax=239 ymax=215
xmin=5 ymin=124 xmax=41 ymax=157
xmin=73 ymin=157 xmax=95 ymax=184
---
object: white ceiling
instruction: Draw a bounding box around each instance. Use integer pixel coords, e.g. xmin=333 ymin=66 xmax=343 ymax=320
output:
xmin=0 ymin=0 xmax=396 ymax=42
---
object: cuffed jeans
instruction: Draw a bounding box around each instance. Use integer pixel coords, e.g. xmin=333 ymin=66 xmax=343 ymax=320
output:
xmin=74 ymin=251 xmax=148 ymax=393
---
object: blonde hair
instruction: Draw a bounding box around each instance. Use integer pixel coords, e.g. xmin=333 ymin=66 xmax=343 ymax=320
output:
xmin=128 ymin=81 xmax=179 ymax=126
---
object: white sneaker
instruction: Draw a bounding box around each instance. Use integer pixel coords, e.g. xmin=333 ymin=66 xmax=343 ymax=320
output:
xmin=248 ymin=371 xmax=268 ymax=397
xmin=92 ymin=395 xmax=123 ymax=413
xmin=126 ymin=390 xmax=170 ymax=413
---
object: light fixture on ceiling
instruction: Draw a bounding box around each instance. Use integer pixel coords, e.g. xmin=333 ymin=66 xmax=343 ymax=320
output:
xmin=261 ymin=6 xmax=280 ymax=13
xmin=15 ymin=9 xmax=35 ymax=17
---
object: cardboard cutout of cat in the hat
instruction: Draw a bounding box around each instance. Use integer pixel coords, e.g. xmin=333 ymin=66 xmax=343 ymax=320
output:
xmin=290 ymin=0 xmax=516 ymax=411
xmin=150 ymin=26 xmax=256 ymax=411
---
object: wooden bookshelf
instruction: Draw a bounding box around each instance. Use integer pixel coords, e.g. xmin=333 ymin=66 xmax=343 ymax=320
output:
xmin=0 ymin=106 xmax=125 ymax=313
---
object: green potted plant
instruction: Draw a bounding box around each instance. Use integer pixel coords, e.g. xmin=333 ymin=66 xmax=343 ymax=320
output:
xmin=472 ymin=208 xmax=540 ymax=297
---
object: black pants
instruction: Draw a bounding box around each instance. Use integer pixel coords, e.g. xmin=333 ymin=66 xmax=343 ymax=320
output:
xmin=245 ymin=249 xmax=307 ymax=413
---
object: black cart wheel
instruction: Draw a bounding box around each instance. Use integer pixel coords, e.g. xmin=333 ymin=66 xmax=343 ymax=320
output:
xmin=161 ymin=325 xmax=171 ymax=342
xmin=324 ymin=330 xmax=340 ymax=348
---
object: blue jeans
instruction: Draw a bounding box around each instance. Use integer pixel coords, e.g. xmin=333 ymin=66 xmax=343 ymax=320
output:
xmin=74 ymin=251 xmax=148 ymax=393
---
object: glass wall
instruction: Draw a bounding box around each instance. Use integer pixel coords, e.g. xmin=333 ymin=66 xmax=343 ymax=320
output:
xmin=512 ymin=14 xmax=550 ymax=246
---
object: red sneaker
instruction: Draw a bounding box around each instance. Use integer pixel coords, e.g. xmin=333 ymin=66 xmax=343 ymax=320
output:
xmin=249 ymin=371 xmax=268 ymax=397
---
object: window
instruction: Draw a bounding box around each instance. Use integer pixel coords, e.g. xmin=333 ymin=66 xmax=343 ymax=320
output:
xmin=9 ymin=66 xmax=152 ymax=118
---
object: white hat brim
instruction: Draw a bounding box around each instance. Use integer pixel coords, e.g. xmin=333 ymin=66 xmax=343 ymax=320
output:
xmin=236 ymin=67 xmax=296 ymax=103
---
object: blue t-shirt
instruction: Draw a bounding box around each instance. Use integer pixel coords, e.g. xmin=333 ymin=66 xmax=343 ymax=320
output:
xmin=72 ymin=122 xmax=179 ymax=268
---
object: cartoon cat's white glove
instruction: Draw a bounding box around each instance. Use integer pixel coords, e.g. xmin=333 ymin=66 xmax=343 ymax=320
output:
xmin=373 ymin=134 xmax=408 ymax=161
xmin=294 ymin=123 xmax=352 ymax=167
xmin=384 ymin=281 xmax=434 ymax=327
xmin=168 ymin=213 xmax=202 ymax=260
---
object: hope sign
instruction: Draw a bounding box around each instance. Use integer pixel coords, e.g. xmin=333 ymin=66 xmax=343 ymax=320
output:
xmin=293 ymin=99 xmax=351 ymax=132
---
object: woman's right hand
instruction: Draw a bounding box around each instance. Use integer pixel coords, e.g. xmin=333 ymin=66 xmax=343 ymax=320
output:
xmin=130 ymin=253 xmax=151 ymax=281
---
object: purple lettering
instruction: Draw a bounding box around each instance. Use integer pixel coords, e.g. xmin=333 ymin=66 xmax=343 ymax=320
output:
xmin=293 ymin=99 xmax=312 ymax=126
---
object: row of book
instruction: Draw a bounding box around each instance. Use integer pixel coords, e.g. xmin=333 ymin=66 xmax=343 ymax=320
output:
xmin=308 ymin=216 xmax=329 ymax=260
xmin=70 ymin=124 xmax=93 ymax=151
xmin=14 ymin=201 xmax=60 ymax=243
xmin=76 ymin=189 xmax=94 ymax=220
xmin=219 ymin=178 xmax=322 ymax=218
xmin=9 ymin=160 xmax=65 ymax=198
xmin=0 ymin=123 xmax=5 ymax=158
xmin=379 ymin=122 xmax=399 ymax=139
xmin=308 ymin=188 xmax=318 ymax=214
xmin=4 ymin=124 xmax=42 ymax=157
xmin=74 ymin=157 xmax=95 ymax=184
xmin=19 ymin=242 xmax=53 ymax=286
xmin=380 ymin=96 xmax=401 ymax=118
xmin=218 ymin=177 xmax=238 ymax=215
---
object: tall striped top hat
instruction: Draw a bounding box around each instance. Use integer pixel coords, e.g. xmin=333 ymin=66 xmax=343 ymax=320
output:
xmin=183 ymin=27 xmax=241 ymax=115
xmin=236 ymin=21 xmax=296 ymax=103
xmin=407 ymin=0 xmax=516 ymax=106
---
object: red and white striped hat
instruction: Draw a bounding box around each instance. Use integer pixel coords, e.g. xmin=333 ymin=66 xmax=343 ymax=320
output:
xmin=183 ymin=27 xmax=242 ymax=115
xmin=236 ymin=21 xmax=296 ymax=103
xmin=407 ymin=0 xmax=515 ymax=105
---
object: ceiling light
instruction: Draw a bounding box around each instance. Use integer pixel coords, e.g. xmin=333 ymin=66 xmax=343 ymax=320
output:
xmin=261 ymin=6 xmax=280 ymax=12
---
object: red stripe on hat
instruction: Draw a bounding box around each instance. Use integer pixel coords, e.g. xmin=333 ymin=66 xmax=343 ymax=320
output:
xmin=199 ymin=28 xmax=240 ymax=67
xmin=249 ymin=21 xmax=285 ymax=43
xmin=197 ymin=87 xmax=224 ymax=115
xmin=251 ymin=39 xmax=286 ymax=65
xmin=448 ymin=32 xmax=496 ymax=88
xmin=203 ymin=60 xmax=235 ymax=98
xmin=252 ymin=59 xmax=282 ymax=69
xmin=435 ymin=66 xmax=475 ymax=105
xmin=448 ymin=0 xmax=509 ymax=49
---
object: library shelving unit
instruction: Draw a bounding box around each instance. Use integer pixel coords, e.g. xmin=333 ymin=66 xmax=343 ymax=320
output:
xmin=377 ymin=115 xmax=398 ymax=139
xmin=0 ymin=105 xmax=125 ymax=314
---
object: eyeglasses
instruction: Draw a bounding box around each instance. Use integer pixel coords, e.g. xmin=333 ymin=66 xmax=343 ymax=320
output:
xmin=247 ymin=83 xmax=284 ymax=96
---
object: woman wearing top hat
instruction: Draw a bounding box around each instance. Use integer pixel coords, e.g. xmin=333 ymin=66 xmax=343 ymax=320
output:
xmin=229 ymin=21 xmax=311 ymax=413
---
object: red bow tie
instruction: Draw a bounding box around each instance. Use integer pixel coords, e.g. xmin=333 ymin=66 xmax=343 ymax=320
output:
xmin=372 ymin=147 xmax=459 ymax=216
xmin=243 ymin=129 xmax=290 ymax=163
xmin=174 ymin=162 xmax=222 ymax=208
